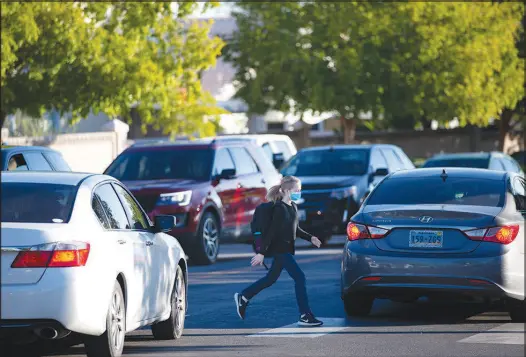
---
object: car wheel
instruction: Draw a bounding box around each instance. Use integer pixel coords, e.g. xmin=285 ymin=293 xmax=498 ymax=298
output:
xmin=343 ymin=293 xmax=374 ymax=317
xmin=507 ymin=297 xmax=526 ymax=322
xmin=190 ymin=212 xmax=220 ymax=265
xmin=152 ymin=266 xmax=186 ymax=340
xmin=84 ymin=281 xmax=125 ymax=357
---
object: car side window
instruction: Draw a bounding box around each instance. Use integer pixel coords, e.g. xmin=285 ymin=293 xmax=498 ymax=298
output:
xmin=43 ymin=152 xmax=71 ymax=171
xmin=370 ymin=149 xmax=388 ymax=171
xmin=489 ymin=158 xmax=505 ymax=171
xmin=7 ymin=154 xmax=29 ymax=171
xmin=262 ymin=143 xmax=273 ymax=161
xmin=92 ymin=194 xmax=111 ymax=229
xmin=275 ymin=141 xmax=292 ymax=160
xmin=213 ymin=148 xmax=236 ymax=177
xmin=229 ymin=147 xmax=259 ymax=175
xmin=24 ymin=152 xmax=53 ymax=171
xmin=93 ymin=184 xmax=131 ymax=230
xmin=512 ymin=177 xmax=526 ymax=212
xmin=395 ymin=148 xmax=415 ymax=169
xmin=381 ymin=149 xmax=403 ymax=172
xmin=113 ymin=184 xmax=149 ymax=230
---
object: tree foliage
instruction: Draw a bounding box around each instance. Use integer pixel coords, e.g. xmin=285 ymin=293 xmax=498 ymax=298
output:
xmin=226 ymin=1 xmax=524 ymax=142
xmin=1 ymin=2 xmax=226 ymax=137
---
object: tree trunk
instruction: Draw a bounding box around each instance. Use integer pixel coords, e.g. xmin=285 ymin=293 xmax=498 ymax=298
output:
xmin=0 ymin=109 xmax=6 ymax=130
xmin=340 ymin=116 xmax=357 ymax=144
xmin=299 ymin=114 xmax=311 ymax=148
xmin=498 ymin=109 xmax=513 ymax=153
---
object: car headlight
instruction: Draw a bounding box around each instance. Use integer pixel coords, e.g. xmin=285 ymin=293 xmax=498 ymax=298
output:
xmin=157 ymin=191 xmax=192 ymax=206
xmin=330 ymin=186 xmax=357 ymax=200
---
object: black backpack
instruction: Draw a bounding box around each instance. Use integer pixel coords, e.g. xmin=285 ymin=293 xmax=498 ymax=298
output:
xmin=251 ymin=201 xmax=275 ymax=254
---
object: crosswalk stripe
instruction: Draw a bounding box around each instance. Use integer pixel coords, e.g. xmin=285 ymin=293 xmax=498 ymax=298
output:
xmin=458 ymin=323 xmax=525 ymax=345
xmin=247 ymin=318 xmax=348 ymax=338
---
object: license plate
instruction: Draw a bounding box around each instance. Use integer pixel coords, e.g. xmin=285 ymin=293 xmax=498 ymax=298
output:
xmin=409 ymin=230 xmax=443 ymax=248
xmin=298 ymin=210 xmax=306 ymax=221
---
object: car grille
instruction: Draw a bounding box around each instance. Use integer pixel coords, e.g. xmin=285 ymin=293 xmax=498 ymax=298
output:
xmin=134 ymin=194 xmax=159 ymax=213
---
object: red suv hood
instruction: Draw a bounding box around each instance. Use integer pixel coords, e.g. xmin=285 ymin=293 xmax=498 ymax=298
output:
xmin=122 ymin=179 xmax=207 ymax=193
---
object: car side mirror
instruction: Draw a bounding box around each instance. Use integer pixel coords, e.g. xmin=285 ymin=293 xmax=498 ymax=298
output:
xmin=219 ymin=168 xmax=236 ymax=180
xmin=272 ymin=152 xmax=285 ymax=169
xmin=369 ymin=168 xmax=389 ymax=183
xmin=154 ymin=215 xmax=177 ymax=233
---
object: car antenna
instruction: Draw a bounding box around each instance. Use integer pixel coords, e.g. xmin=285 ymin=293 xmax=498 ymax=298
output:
xmin=440 ymin=169 xmax=448 ymax=182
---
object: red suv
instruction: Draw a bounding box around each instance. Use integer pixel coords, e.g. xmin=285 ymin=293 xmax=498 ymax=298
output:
xmin=104 ymin=139 xmax=281 ymax=265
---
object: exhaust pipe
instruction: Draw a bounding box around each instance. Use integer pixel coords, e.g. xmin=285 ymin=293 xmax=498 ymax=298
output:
xmin=35 ymin=327 xmax=58 ymax=340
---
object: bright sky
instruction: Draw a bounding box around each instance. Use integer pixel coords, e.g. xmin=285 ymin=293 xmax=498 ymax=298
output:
xmin=190 ymin=2 xmax=235 ymax=18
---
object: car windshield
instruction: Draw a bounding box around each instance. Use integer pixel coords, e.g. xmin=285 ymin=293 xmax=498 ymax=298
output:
xmin=367 ymin=177 xmax=505 ymax=207
xmin=422 ymin=158 xmax=489 ymax=169
xmin=105 ymin=148 xmax=213 ymax=181
xmin=281 ymin=149 xmax=369 ymax=177
xmin=1 ymin=183 xmax=77 ymax=223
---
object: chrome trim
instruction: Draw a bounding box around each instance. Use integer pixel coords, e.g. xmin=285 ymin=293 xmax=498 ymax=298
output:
xmin=0 ymin=246 xmax=29 ymax=252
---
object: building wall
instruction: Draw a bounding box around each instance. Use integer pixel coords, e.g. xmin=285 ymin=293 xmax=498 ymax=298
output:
xmin=283 ymin=128 xmax=522 ymax=158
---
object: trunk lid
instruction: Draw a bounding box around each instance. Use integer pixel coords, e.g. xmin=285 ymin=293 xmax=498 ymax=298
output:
xmin=362 ymin=205 xmax=501 ymax=254
xmin=1 ymin=223 xmax=73 ymax=285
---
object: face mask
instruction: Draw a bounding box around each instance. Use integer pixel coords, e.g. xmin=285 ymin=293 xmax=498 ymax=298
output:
xmin=290 ymin=192 xmax=302 ymax=202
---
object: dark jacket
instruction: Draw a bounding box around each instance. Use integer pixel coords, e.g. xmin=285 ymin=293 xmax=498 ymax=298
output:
xmin=260 ymin=200 xmax=313 ymax=256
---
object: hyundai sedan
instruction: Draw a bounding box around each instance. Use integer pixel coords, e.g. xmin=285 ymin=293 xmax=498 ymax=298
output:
xmin=1 ymin=172 xmax=188 ymax=357
xmin=341 ymin=168 xmax=525 ymax=321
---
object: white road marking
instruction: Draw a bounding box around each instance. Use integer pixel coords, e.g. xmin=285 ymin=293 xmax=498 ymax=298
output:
xmin=458 ymin=323 xmax=525 ymax=345
xmin=247 ymin=318 xmax=348 ymax=338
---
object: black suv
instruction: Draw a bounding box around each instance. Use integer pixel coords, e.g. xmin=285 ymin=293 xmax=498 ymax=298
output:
xmin=280 ymin=144 xmax=415 ymax=242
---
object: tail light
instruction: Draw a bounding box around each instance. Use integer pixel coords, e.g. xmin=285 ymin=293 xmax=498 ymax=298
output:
xmin=464 ymin=225 xmax=519 ymax=245
xmin=11 ymin=242 xmax=90 ymax=268
xmin=347 ymin=222 xmax=389 ymax=241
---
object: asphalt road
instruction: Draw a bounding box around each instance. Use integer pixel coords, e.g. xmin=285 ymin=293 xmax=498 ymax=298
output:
xmin=9 ymin=236 xmax=526 ymax=357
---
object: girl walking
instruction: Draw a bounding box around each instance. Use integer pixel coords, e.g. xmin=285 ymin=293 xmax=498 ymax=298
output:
xmin=234 ymin=176 xmax=323 ymax=327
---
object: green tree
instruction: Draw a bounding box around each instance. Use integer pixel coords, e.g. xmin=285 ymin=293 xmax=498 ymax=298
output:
xmin=1 ymin=2 xmax=226 ymax=137
xmin=226 ymin=2 xmax=524 ymax=144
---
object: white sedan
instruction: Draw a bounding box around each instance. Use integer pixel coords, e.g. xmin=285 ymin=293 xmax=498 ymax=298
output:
xmin=1 ymin=171 xmax=188 ymax=357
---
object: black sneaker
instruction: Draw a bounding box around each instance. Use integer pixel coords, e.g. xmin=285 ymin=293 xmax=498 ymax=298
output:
xmin=234 ymin=293 xmax=249 ymax=320
xmin=298 ymin=313 xmax=323 ymax=327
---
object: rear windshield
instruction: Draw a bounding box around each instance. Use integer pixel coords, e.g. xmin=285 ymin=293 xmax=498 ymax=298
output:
xmin=422 ymin=158 xmax=489 ymax=169
xmin=367 ymin=177 xmax=505 ymax=207
xmin=281 ymin=149 xmax=369 ymax=176
xmin=105 ymin=148 xmax=213 ymax=181
xmin=1 ymin=183 xmax=77 ymax=223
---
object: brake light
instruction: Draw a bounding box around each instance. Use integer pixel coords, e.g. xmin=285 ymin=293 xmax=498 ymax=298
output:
xmin=11 ymin=242 xmax=90 ymax=268
xmin=464 ymin=225 xmax=519 ymax=245
xmin=347 ymin=222 xmax=389 ymax=241
xmin=484 ymin=225 xmax=519 ymax=244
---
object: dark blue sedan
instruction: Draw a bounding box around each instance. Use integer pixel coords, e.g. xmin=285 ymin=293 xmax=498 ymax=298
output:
xmin=1 ymin=145 xmax=71 ymax=171
xmin=341 ymin=168 xmax=525 ymax=322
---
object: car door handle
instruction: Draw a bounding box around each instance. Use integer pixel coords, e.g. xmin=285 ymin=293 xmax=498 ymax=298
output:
xmin=261 ymin=178 xmax=266 ymax=184
xmin=145 ymin=241 xmax=154 ymax=247
xmin=117 ymin=240 xmax=126 ymax=245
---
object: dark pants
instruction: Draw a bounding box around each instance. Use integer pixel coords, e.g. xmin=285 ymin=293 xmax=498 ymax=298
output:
xmin=242 ymin=253 xmax=311 ymax=315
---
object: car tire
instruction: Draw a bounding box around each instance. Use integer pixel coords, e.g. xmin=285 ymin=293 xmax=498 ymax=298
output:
xmin=152 ymin=266 xmax=186 ymax=340
xmin=343 ymin=293 xmax=374 ymax=317
xmin=507 ymin=298 xmax=526 ymax=322
xmin=190 ymin=212 xmax=220 ymax=265
xmin=84 ymin=281 xmax=125 ymax=357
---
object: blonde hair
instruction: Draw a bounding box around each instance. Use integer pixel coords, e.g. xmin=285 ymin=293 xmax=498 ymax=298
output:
xmin=266 ymin=176 xmax=301 ymax=202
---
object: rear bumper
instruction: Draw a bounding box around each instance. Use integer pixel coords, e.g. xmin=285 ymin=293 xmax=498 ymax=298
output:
xmin=1 ymin=268 xmax=111 ymax=336
xmin=341 ymin=241 xmax=524 ymax=301
xmin=0 ymin=319 xmax=67 ymax=341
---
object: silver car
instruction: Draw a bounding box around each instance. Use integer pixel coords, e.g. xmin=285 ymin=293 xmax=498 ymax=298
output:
xmin=341 ymin=168 xmax=525 ymax=321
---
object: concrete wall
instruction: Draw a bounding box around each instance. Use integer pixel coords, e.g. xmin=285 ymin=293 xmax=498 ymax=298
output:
xmin=283 ymin=127 xmax=523 ymax=158
xmin=3 ymin=132 xmax=122 ymax=173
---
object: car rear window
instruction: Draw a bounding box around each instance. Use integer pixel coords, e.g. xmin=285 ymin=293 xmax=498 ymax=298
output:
xmin=367 ymin=177 xmax=505 ymax=207
xmin=281 ymin=149 xmax=369 ymax=176
xmin=1 ymin=183 xmax=77 ymax=223
xmin=422 ymin=158 xmax=489 ymax=169
xmin=105 ymin=148 xmax=213 ymax=181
